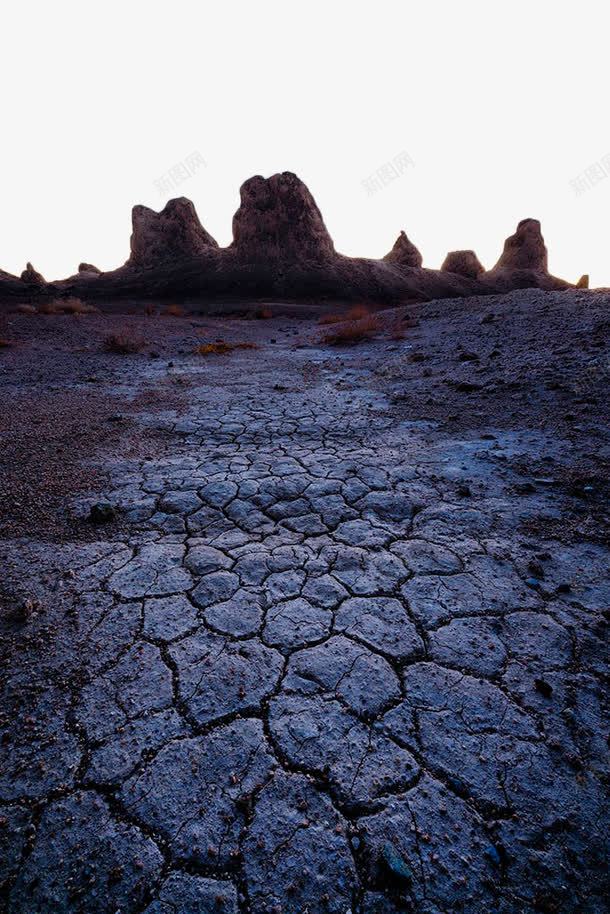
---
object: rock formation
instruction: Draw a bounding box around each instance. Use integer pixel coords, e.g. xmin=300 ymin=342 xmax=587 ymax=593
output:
xmin=230 ymin=172 xmax=335 ymax=263
xmin=441 ymin=250 xmax=484 ymax=279
xmin=485 ymin=218 xmax=569 ymax=291
xmin=493 ymin=218 xmax=547 ymax=272
xmin=0 ymin=176 xmax=580 ymax=307
xmin=20 ymin=262 xmax=46 ymax=286
xmin=576 ymin=274 xmax=589 ymax=289
xmin=127 ymin=197 xmax=218 ymax=269
xmin=383 ymin=231 xmax=423 ymax=269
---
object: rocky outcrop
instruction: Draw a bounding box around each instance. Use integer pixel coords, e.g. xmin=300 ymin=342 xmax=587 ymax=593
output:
xmin=1 ymin=178 xmax=581 ymax=308
xmin=127 ymin=197 xmax=218 ymax=269
xmin=20 ymin=263 xmax=46 ymax=286
xmin=230 ymin=172 xmax=335 ymax=263
xmin=383 ymin=231 xmax=423 ymax=269
xmin=485 ymin=219 xmax=570 ymax=291
xmin=441 ymin=250 xmax=484 ymax=279
xmin=492 ymin=219 xmax=547 ymax=272
xmin=576 ymin=274 xmax=589 ymax=289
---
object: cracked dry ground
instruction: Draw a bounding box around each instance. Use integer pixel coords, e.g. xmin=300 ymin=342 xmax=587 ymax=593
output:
xmin=0 ymin=310 xmax=608 ymax=914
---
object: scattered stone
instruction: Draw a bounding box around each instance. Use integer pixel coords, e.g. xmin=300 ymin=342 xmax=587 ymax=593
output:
xmin=88 ymin=501 xmax=116 ymax=523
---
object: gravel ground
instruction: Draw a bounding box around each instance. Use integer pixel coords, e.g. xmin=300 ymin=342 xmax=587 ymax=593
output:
xmin=0 ymin=291 xmax=608 ymax=913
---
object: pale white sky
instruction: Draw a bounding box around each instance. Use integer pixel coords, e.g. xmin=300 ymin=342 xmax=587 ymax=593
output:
xmin=2 ymin=0 xmax=609 ymax=284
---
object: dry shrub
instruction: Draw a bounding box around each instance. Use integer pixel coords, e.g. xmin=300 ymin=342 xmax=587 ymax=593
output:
xmin=164 ymin=304 xmax=185 ymax=317
xmin=195 ymin=341 xmax=258 ymax=355
xmin=103 ymin=332 xmax=145 ymax=354
xmin=255 ymin=307 xmax=273 ymax=320
xmin=61 ymin=297 xmax=97 ymax=315
xmin=320 ymin=313 xmax=380 ymax=346
xmin=144 ymin=303 xmax=156 ymax=317
xmin=15 ymin=303 xmax=36 ymax=314
xmin=319 ymin=304 xmax=371 ymax=325
xmin=38 ymin=298 xmax=96 ymax=315
xmin=36 ymin=301 xmax=61 ymax=315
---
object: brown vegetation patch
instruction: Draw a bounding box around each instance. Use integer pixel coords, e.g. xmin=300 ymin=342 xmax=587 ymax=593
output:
xmin=195 ymin=341 xmax=258 ymax=355
xmin=103 ymin=332 xmax=145 ymax=354
xmin=164 ymin=304 xmax=186 ymax=317
xmin=38 ymin=298 xmax=97 ymax=315
xmin=318 ymin=304 xmax=372 ymax=326
xmin=320 ymin=312 xmax=380 ymax=346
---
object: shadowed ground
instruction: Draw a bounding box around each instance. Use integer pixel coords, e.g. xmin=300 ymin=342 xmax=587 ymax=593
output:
xmin=0 ymin=290 xmax=608 ymax=913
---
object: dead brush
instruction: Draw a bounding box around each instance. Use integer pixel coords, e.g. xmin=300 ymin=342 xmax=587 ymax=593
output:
xmin=103 ymin=331 xmax=145 ymax=354
xmin=195 ymin=341 xmax=258 ymax=356
xmin=60 ymin=297 xmax=97 ymax=315
xmin=320 ymin=312 xmax=381 ymax=346
xmin=318 ymin=304 xmax=371 ymax=326
xmin=38 ymin=298 xmax=97 ymax=315
xmin=164 ymin=304 xmax=186 ymax=317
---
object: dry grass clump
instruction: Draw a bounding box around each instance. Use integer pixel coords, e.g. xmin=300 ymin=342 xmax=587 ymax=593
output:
xmin=103 ymin=332 xmax=145 ymax=354
xmin=38 ymin=298 xmax=97 ymax=315
xmin=195 ymin=341 xmax=258 ymax=356
xmin=319 ymin=304 xmax=371 ymax=326
xmin=320 ymin=311 xmax=380 ymax=346
xmin=164 ymin=304 xmax=186 ymax=317
xmin=61 ymin=297 xmax=98 ymax=315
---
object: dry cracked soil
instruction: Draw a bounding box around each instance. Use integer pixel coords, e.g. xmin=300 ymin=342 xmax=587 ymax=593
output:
xmin=0 ymin=290 xmax=608 ymax=914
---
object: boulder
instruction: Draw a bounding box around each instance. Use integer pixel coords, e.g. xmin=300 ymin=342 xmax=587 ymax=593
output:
xmin=127 ymin=197 xmax=218 ymax=269
xmin=441 ymin=250 xmax=484 ymax=279
xmin=230 ymin=172 xmax=335 ymax=263
xmin=78 ymin=262 xmax=102 ymax=275
xmin=383 ymin=231 xmax=423 ymax=269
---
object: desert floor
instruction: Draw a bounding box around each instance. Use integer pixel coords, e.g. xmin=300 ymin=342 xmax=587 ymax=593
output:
xmin=0 ymin=289 xmax=608 ymax=913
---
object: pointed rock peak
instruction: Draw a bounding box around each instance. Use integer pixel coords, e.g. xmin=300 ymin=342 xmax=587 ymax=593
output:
xmin=20 ymin=262 xmax=46 ymax=285
xmin=231 ymin=172 xmax=335 ymax=262
xmin=128 ymin=196 xmax=218 ymax=269
xmin=383 ymin=231 xmax=423 ymax=269
xmin=576 ymin=274 xmax=589 ymax=289
xmin=492 ymin=218 xmax=548 ymax=273
xmin=78 ymin=262 xmax=102 ymax=274
xmin=441 ymin=250 xmax=484 ymax=279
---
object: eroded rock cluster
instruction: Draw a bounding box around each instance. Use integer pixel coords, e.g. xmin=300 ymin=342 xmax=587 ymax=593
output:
xmin=0 ymin=173 xmax=578 ymax=305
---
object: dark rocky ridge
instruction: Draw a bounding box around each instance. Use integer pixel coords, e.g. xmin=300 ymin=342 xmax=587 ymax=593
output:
xmin=0 ymin=174 xmax=577 ymax=306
